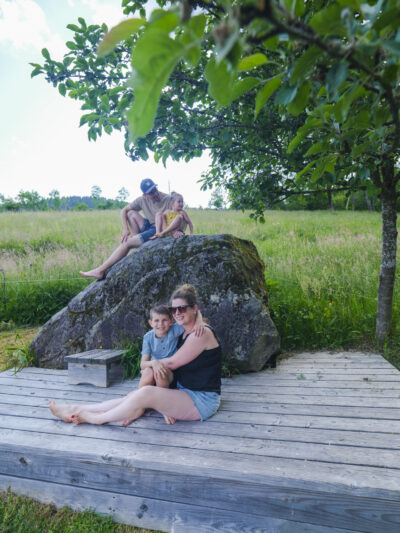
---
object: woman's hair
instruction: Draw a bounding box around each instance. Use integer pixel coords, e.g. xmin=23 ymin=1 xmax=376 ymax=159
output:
xmin=170 ymin=284 xmax=198 ymax=307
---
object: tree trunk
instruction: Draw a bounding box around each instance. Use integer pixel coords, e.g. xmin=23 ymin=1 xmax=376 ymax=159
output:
xmin=327 ymin=190 xmax=334 ymax=210
xmin=351 ymin=193 xmax=355 ymax=210
xmin=376 ymin=179 xmax=398 ymax=347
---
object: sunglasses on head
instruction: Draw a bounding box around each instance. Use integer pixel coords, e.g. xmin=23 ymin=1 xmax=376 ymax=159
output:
xmin=169 ymin=305 xmax=190 ymax=314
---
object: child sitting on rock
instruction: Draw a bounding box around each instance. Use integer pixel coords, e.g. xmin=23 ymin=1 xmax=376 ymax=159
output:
xmin=151 ymin=192 xmax=194 ymax=240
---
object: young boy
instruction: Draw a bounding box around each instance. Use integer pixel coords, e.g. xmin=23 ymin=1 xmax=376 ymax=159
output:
xmin=139 ymin=304 xmax=203 ymax=389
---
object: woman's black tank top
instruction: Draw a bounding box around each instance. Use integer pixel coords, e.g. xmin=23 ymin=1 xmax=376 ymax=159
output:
xmin=174 ymin=327 xmax=222 ymax=394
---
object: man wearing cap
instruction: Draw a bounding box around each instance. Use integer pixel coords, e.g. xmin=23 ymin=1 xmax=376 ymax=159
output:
xmin=79 ymin=179 xmax=169 ymax=280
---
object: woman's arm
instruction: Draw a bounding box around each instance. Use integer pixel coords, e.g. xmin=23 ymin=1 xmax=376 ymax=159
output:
xmin=162 ymin=328 xmax=217 ymax=370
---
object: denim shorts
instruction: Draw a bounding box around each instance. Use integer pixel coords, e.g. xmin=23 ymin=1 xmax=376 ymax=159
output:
xmin=139 ymin=219 xmax=156 ymax=243
xmin=177 ymin=382 xmax=221 ymax=422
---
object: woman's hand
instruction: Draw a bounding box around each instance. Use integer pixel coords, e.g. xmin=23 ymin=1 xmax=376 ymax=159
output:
xmin=151 ymin=359 xmax=168 ymax=379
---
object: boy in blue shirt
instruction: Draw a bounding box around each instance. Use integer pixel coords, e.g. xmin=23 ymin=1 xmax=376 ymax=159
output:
xmin=139 ymin=304 xmax=204 ymax=390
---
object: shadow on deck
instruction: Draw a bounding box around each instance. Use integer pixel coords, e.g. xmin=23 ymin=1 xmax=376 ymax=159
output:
xmin=1 ymin=351 xmax=400 ymax=532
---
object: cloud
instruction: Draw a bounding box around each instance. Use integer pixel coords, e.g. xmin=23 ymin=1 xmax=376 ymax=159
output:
xmin=0 ymin=0 xmax=65 ymax=55
xmin=82 ymin=0 xmax=126 ymax=27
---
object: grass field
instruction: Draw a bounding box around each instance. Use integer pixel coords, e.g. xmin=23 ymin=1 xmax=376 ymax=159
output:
xmin=0 ymin=209 xmax=399 ymax=358
xmin=0 ymin=208 xmax=399 ymax=530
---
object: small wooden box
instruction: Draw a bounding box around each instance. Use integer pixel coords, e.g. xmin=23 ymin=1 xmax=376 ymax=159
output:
xmin=65 ymin=349 xmax=125 ymax=387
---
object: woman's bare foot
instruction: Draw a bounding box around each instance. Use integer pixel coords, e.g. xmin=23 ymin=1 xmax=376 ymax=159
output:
xmin=49 ymin=400 xmax=76 ymax=423
xmin=163 ymin=414 xmax=176 ymax=425
xmin=122 ymin=418 xmax=135 ymax=426
xmin=71 ymin=409 xmax=103 ymax=425
xmin=79 ymin=269 xmax=104 ymax=280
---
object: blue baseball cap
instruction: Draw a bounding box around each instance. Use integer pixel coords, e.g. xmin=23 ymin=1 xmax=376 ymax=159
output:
xmin=140 ymin=178 xmax=157 ymax=194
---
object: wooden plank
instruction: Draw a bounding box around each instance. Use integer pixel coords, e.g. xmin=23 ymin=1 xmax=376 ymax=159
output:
xmin=4 ymin=372 xmax=400 ymax=398
xmin=0 ymin=475 xmax=359 ymax=533
xmin=6 ymin=372 xmax=400 ymax=396
xmin=1 ymin=442 xmax=400 ymax=532
xmin=68 ymin=363 xmax=108 ymax=387
xmin=66 ymin=349 xmax=124 ymax=364
xmin=7 ymin=369 xmax=400 ymax=391
xmin=2 ymin=388 xmax=400 ymax=423
xmin=2 ymin=399 xmax=400 ymax=434
xmin=1 ymin=414 xmax=399 ymax=468
xmin=1 ymin=403 xmax=400 ymax=448
xmin=2 ymin=430 xmax=400 ymax=497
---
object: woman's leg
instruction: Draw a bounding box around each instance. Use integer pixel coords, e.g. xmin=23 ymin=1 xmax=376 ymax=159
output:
xmin=49 ymin=395 xmax=130 ymax=422
xmin=73 ymin=386 xmax=200 ymax=425
xmin=123 ymin=369 xmax=174 ymax=426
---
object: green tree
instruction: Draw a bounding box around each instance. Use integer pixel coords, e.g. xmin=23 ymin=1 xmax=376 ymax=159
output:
xmin=33 ymin=0 xmax=400 ymax=345
xmin=17 ymin=190 xmax=47 ymax=211
xmin=48 ymin=189 xmax=62 ymax=210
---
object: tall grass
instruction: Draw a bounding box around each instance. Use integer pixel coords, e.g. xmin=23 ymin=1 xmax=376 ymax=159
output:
xmin=0 ymin=209 xmax=398 ymax=352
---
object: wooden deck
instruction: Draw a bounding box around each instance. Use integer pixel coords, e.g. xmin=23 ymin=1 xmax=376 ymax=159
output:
xmin=1 ymin=351 xmax=400 ymax=532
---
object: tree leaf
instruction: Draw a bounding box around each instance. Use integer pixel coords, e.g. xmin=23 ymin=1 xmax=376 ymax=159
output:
xmin=382 ymin=41 xmax=400 ymax=57
xmin=255 ymin=75 xmax=282 ymax=117
xmin=287 ymin=82 xmax=310 ymax=116
xmin=310 ymin=5 xmax=347 ymax=36
xmin=274 ymin=85 xmax=297 ymax=105
xmin=41 ymin=48 xmax=50 ymax=60
xmin=97 ymin=19 xmax=144 ymax=57
xmin=205 ymin=57 xmax=236 ymax=106
xmin=310 ymin=154 xmax=337 ymax=183
xmin=30 ymin=68 xmax=42 ymax=78
xmin=305 ymin=141 xmax=328 ymax=156
xmin=238 ymin=53 xmax=267 ymax=72
xmin=231 ymin=77 xmax=260 ymax=101
xmin=180 ymin=14 xmax=206 ymax=67
xmin=326 ymin=61 xmax=348 ymax=97
xmin=58 ymin=84 xmax=66 ymax=97
xmin=127 ymin=28 xmax=186 ymax=139
xmin=67 ymin=24 xmax=81 ymax=32
xmin=291 ymin=46 xmax=323 ymax=83
xmin=66 ymin=41 xmax=78 ymax=51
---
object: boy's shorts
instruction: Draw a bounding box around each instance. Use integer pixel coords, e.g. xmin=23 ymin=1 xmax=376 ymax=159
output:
xmin=139 ymin=219 xmax=156 ymax=243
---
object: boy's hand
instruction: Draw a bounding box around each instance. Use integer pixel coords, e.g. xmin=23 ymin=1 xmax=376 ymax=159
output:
xmin=150 ymin=233 xmax=163 ymax=240
xmin=193 ymin=323 xmax=205 ymax=337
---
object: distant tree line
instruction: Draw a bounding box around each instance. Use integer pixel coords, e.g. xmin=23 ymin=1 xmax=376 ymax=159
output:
xmin=0 ymin=186 xmax=130 ymax=212
xmin=207 ymin=186 xmax=387 ymax=212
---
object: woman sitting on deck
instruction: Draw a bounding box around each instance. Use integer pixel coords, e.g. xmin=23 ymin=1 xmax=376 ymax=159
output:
xmin=50 ymin=284 xmax=222 ymax=425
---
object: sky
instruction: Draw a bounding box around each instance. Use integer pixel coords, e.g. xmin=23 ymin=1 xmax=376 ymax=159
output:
xmin=0 ymin=0 xmax=212 ymax=207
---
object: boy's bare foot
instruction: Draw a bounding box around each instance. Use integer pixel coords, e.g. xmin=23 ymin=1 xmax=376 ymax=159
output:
xmin=49 ymin=400 xmax=75 ymax=423
xmin=79 ymin=269 xmax=104 ymax=280
xmin=163 ymin=414 xmax=176 ymax=425
xmin=122 ymin=418 xmax=134 ymax=426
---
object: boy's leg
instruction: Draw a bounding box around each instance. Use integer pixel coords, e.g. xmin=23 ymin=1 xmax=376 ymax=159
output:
xmin=155 ymin=368 xmax=174 ymax=388
xmin=123 ymin=367 xmax=172 ymax=426
xmin=155 ymin=369 xmax=176 ymax=424
xmin=138 ymin=367 xmax=155 ymax=388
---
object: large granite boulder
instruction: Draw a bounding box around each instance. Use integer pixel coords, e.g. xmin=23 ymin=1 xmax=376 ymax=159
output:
xmin=30 ymin=234 xmax=280 ymax=372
